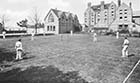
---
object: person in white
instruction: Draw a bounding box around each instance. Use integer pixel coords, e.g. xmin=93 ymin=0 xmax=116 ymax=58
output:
xmin=93 ymin=32 xmax=97 ymax=42
xmin=15 ymin=39 xmax=23 ymax=60
xmin=122 ymin=37 xmax=129 ymax=57
xmin=31 ymin=31 xmax=35 ymax=40
xmin=116 ymin=31 xmax=119 ymax=39
xmin=2 ymin=31 xmax=6 ymax=39
xmin=70 ymin=30 xmax=73 ymax=35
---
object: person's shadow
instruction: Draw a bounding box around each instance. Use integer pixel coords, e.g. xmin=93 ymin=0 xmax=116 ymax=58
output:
xmin=128 ymin=54 xmax=135 ymax=58
xmin=14 ymin=52 xmax=35 ymax=62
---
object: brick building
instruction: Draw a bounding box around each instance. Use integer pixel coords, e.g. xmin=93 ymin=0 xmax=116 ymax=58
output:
xmin=84 ymin=0 xmax=140 ymax=32
xmin=44 ymin=9 xmax=80 ymax=34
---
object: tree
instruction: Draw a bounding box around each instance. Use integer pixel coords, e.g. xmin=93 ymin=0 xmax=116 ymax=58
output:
xmin=0 ymin=14 xmax=9 ymax=31
xmin=28 ymin=8 xmax=41 ymax=34
xmin=17 ymin=19 xmax=28 ymax=28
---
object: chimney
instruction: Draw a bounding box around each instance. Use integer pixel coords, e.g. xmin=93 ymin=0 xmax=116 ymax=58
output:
xmin=55 ymin=8 xmax=57 ymax=10
xmin=129 ymin=2 xmax=132 ymax=8
xmin=101 ymin=1 xmax=104 ymax=10
xmin=88 ymin=2 xmax=91 ymax=8
xmin=118 ymin=0 xmax=121 ymax=6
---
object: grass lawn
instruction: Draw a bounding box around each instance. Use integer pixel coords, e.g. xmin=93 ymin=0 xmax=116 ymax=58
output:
xmin=0 ymin=34 xmax=140 ymax=83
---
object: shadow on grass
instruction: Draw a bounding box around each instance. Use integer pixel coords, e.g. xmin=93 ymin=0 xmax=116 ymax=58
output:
xmin=0 ymin=48 xmax=15 ymax=63
xmin=0 ymin=48 xmax=34 ymax=68
xmin=128 ymin=54 xmax=135 ymax=58
xmin=0 ymin=65 xmax=89 ymax=83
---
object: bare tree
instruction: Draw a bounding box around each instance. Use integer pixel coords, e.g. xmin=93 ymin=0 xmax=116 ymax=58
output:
xmin=0 ymin=14 xmax=9 ymax=30
xmin=28 ymin=7 xmax=41 ymax=34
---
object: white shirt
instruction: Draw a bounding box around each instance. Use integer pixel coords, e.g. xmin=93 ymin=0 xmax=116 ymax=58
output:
xmin=123 ymin=39 xmax=129 ymax=46
xmin=31 ymin=32 xmax=35 ymax=36
xmin=15 ymin=41 xmax=22 ymax=50
xmin=93 ymin=33 xmax=97 ymax=37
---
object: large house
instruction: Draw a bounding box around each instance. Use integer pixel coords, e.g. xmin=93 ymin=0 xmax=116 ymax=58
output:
xmin=84 ymin=0 xmax=140 ymax=32
xmin=44 ymin=9 xmax=80 ymax=34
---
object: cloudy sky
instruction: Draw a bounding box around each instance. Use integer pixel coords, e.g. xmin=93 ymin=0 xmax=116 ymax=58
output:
xmin=0 ymin=0 xmax=140 ymax=27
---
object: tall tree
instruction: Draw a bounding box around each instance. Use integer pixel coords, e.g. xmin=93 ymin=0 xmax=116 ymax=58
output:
xmin=28 ymin=7 xmax=41 ymax=34
xmin=0 ymin=14 xmax=9 ymax=30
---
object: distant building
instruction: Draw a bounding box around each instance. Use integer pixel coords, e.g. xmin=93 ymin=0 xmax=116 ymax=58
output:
xmin=44 ymin=8 xmax=80 ymax=34
xmin=84 ymin=0 xmax=140 ymax=32
xmin=26 ymin=24 xmax=44 ymax=34
xmin=84 ymin=1 xmax=117 ymax=32
xmin=133 ymin=11 xmax=140 ymax=25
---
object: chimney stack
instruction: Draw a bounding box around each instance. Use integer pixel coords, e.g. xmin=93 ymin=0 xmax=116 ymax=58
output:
xmin=101 ymin=1 xmax=104 ymax=10
xmin=88 ymin=2 xmax=91 ymax=8
xmin=129 ymin=2 xmax=132 ymax=8
xmin=118 ymin=0 xmax=121 ymax=6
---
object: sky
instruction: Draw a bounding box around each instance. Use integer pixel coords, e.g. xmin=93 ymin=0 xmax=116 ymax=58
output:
xmin=0 ymin=0 xmax=140 ymax=27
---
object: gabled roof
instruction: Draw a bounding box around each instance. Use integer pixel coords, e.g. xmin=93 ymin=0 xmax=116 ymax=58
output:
xmin=91 ymin=3 xmax=111 ymax=11
xmin=119 ymin=3 xmax=130 ymax=9
xmin=44 ymin=8 xmax=77 ymax=20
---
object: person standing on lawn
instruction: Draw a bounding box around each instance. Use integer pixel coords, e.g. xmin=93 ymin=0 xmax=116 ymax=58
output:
xmin=93 ymin=32 xmax=97 ymax=42
xmin=31 ymin=31 xmax=35 ymax=40
xmin=122 ymin=37 xmax=129 ymax=57
xmin=15 ymin=39 xmax=23 ymax=60
xmin=2 ymin=31 xmax=6 ymax=39
xmin=116 ymin=31 xmax=119 ymax=39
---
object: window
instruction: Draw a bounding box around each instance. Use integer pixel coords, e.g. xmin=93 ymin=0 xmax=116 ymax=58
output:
xmin=119 ymin=10 xmax=122 ymax=12
xmin=124 ymin=12 xmax=127 ymax=14
xmin=47 ymin=26 xmax=49 ymax=31
xmin=48 ymin=13 xmax=54 ymax=22
xmin=85 ymin=18 xmax=87 ymax=22
xmin=91 ymin=13 xmax=94 ymax=16
xmin=120 ymin=12 xmax=122 ymax=14
xmin=112 ymin=14 xmax=114 ymax=16
xmin=124 ymin=25 xmax=128 ymax=29
xmin=53 ymin=26 xmax=55 ymax=31
xmin=120 ymin=17 xmax=123 ymax=19
xmin=50 ymin=26 xmax=52 ymax=31
xmin=104 ymin=18 xmax=107 ymax=22
xmin=111 ymin=5 xmax=114 ymax=9
xmin=92 ymin=18 xmax=94 ymax=22
xmin=133 ymin=25 xmax=136 ymax=27
xmin=119 ymin=25 xmax=123 ymax=29
xmin=124 ymin=16 xmax=127 ymax=18
xmin=124 ymin=9 xmax=127 ymax=11
xmin=98 ymin=19 xmax=100 ymax=22
xmin=111 ymin=11 xmax=114 ymax=13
